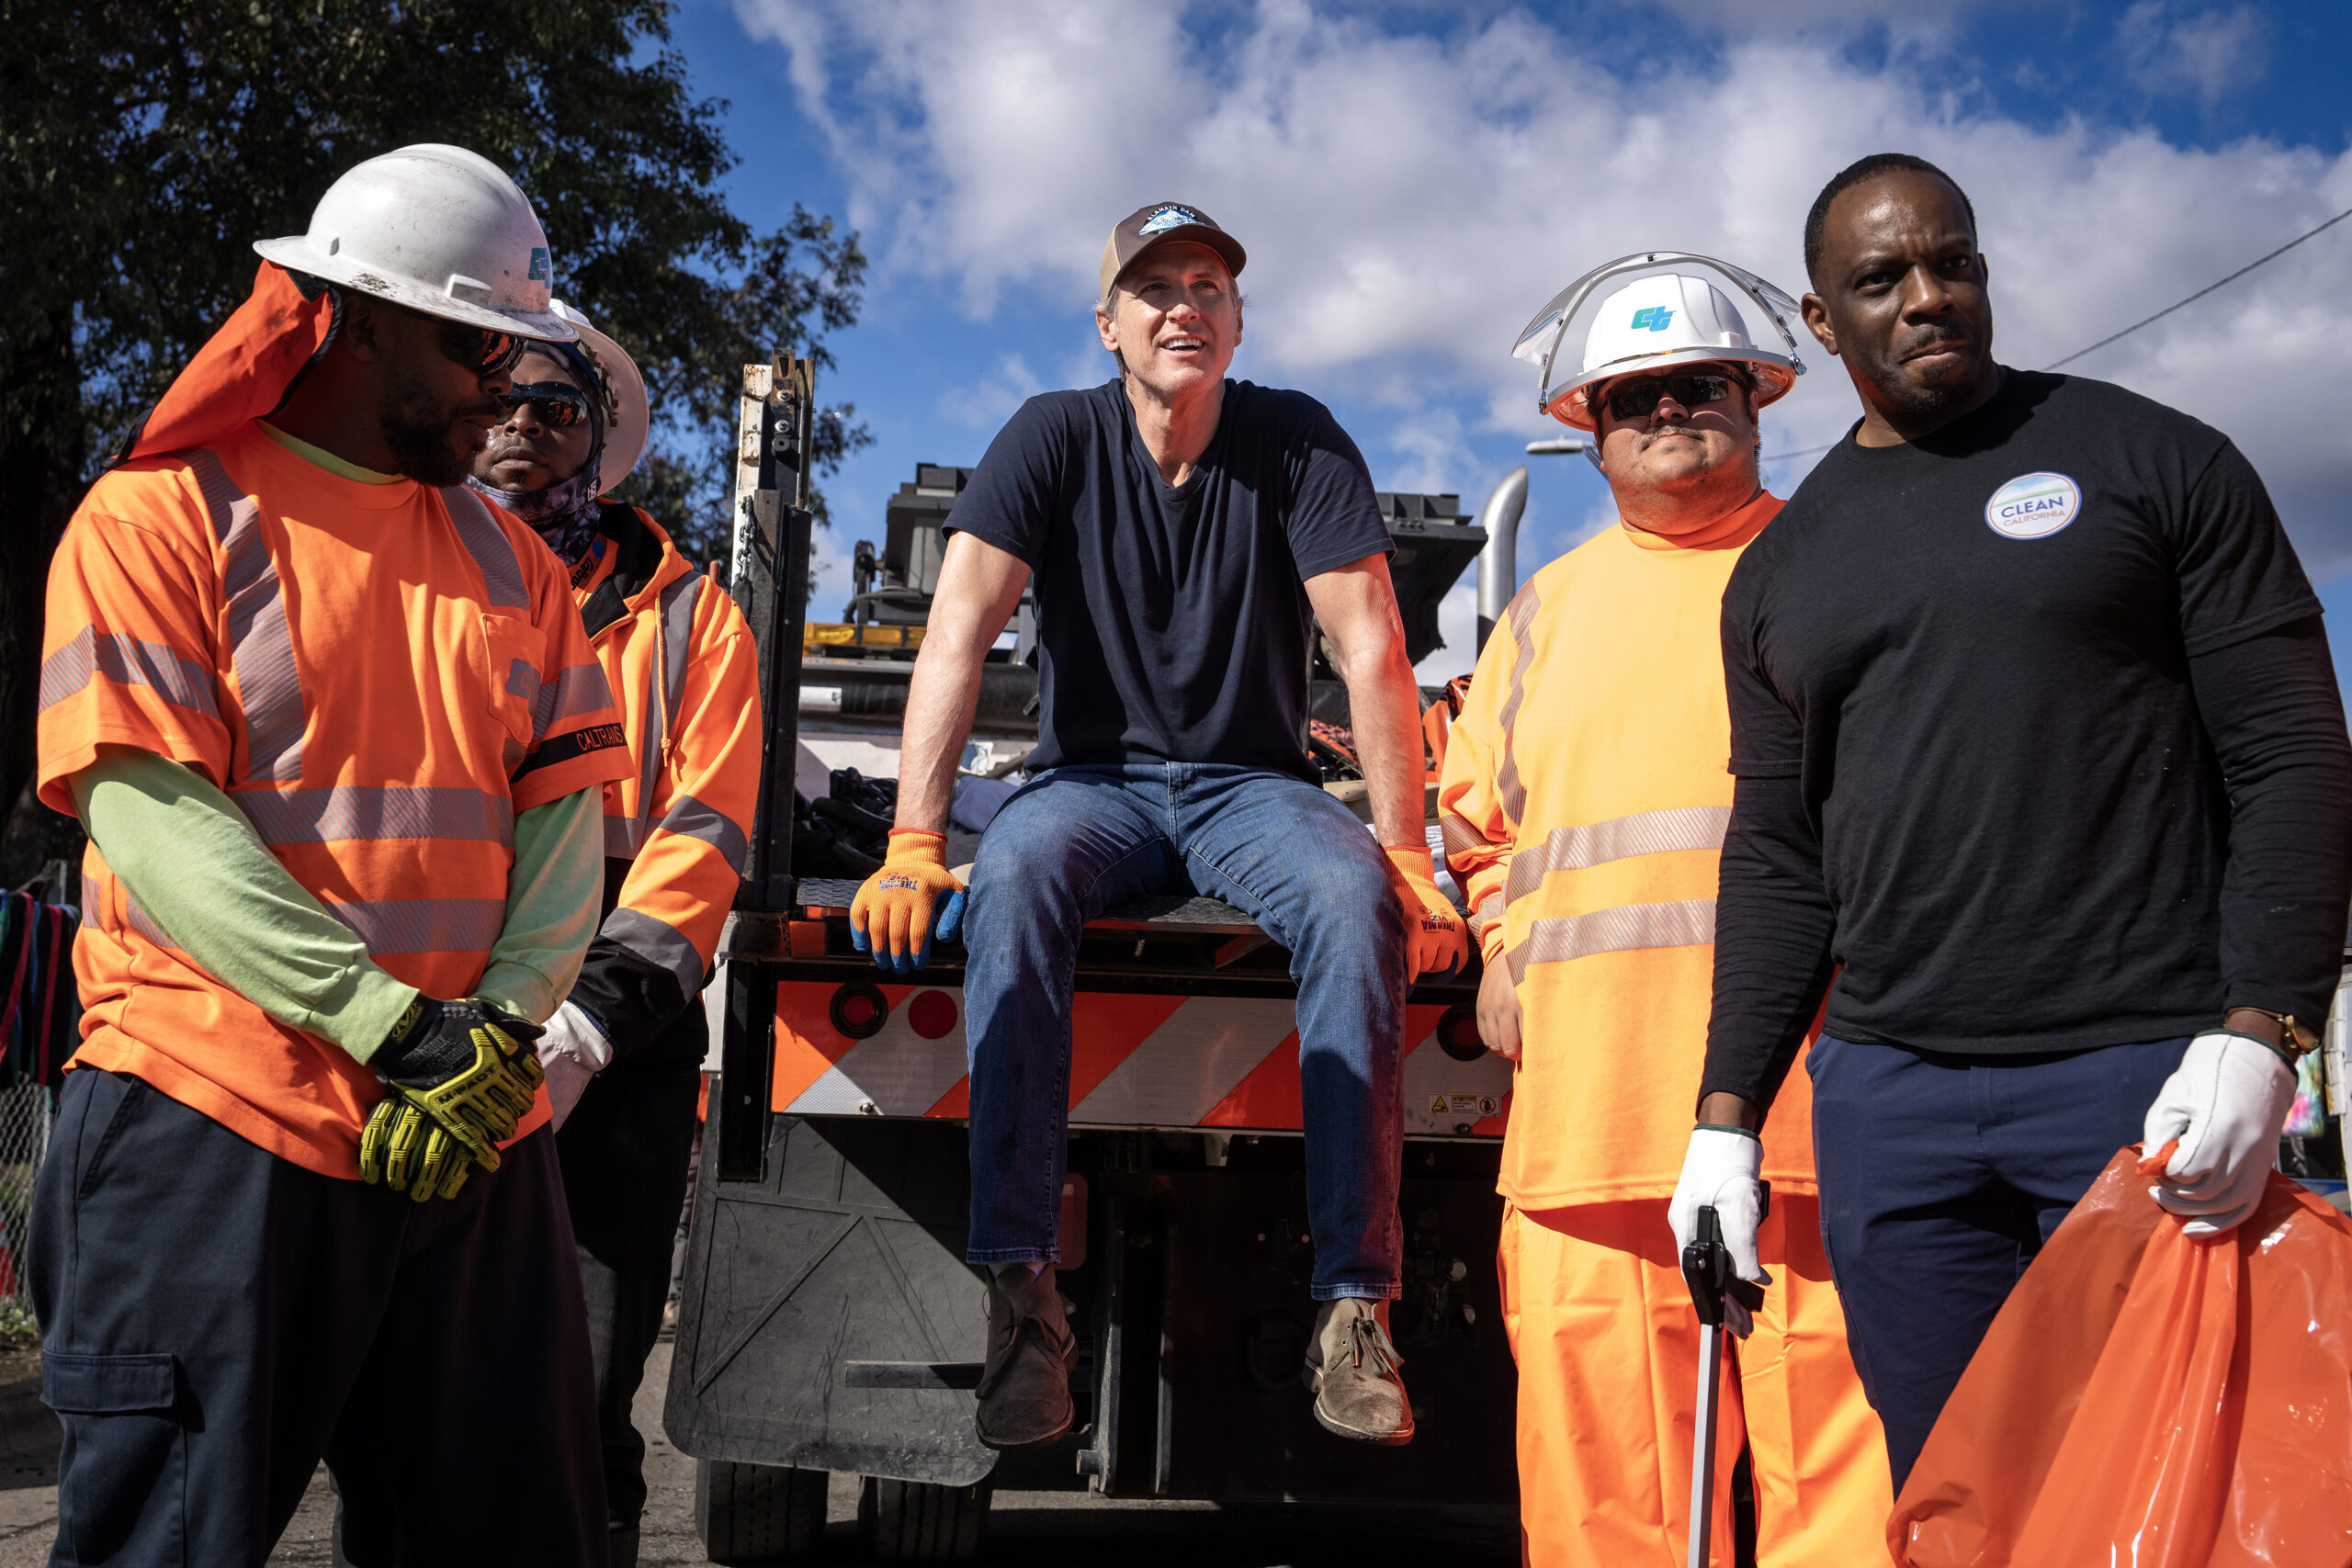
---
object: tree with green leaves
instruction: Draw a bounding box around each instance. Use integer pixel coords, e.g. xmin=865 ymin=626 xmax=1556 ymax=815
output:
xmin=0 ymin=0 xmax=866 ymax=874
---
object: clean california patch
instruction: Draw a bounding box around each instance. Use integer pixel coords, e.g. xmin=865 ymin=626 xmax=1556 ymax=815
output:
xmin=1984 ymin=471 xmax=2081 ymax=539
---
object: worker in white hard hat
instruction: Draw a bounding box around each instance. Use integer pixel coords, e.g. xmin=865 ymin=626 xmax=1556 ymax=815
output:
xmin=334 ymin=306 xmax=761 ymax=1568
xmin=32 ymin=144 xmax=628 ymax=1561
xmin=1445 ymin=259 xmax=1894 ymax=1564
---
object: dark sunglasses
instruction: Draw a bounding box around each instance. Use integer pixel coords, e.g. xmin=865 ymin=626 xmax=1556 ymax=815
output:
xmin=1600 ymin=373 xmax=1740 ymax=422
xmin=495 ymin=382 xmax=594 ymax=429
xmin=421 ymin=311 xmax=527 ymax=378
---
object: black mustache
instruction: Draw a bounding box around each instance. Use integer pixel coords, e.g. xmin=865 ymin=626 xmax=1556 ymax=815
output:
xmin=1896 ymin=326 xmax=1973 ymax=358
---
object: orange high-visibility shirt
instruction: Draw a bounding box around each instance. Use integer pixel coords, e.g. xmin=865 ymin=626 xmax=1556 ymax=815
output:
xmin=1440 ymin=491 xmax=1820 ymax=1207
xmin=564 ymin=509 xmax=761 ymax=1056
xmin=37 ymin=423 xmax=630 ymax=1176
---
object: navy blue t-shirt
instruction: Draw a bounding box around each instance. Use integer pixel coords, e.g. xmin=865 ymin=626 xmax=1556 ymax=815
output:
xmin=944 ymin=379 xmax=1392 ymax=781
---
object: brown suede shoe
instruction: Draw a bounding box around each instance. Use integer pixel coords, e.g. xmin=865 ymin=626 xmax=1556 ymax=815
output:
xmin=1302 ymin=1297 xmax=1414 ymax=1445
xmin=974 ymin=1265 xmax=1076 ymax=1450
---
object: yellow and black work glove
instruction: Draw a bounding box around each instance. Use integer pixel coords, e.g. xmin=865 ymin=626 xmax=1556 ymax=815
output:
xmin=357 ymin=996 xmax=546 ymax=1202
xmin=1382 ymin=845 xmax=1469 ymax=981
xmin=850 ymin=829 xmax=968 ymax=974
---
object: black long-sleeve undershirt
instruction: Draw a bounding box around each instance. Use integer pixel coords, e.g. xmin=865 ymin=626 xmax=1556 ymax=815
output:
xmin=1702 ymin=615 xmax=2352 ymax=1116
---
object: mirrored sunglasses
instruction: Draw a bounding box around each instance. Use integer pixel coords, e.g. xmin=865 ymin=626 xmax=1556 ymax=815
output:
xmin=495 ymin=382 xmax=593 ymax=429
xmin=434 ymin=318 xmax=528 ymax=378
xmin=1600 ymin=373 xmax=1736 ymax=422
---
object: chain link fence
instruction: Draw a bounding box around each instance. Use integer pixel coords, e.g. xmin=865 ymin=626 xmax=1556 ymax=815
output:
xmin=0 ymin=1085 xmax=46 ymax=1337
xmin=0 ymin=860 xmax=74 ymax=1340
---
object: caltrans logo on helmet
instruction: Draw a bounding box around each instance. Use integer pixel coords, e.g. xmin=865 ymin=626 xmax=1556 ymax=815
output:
xmin=1632 ymin=306 xmax=1675 ymax=332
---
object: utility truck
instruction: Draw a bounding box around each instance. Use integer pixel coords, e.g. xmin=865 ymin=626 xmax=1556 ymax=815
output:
xmin=665 ymin=360 xmax=1533 ymax=1562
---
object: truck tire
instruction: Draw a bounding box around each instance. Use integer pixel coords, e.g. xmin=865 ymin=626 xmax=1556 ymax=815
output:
xmin=856 ymin=1476 xmax=991 ymax=1561
xmin=695 ymin=1458 xmax=827 ymax=1562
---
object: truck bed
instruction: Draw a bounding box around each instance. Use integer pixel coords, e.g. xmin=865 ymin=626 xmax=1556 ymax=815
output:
xmin=794 ymin=877 xmax=1266 ymax=935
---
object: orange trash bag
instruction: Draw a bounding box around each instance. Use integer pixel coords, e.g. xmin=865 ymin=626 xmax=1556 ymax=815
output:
xmin=1890 ymin=1146 xmax=2352 ymax=1568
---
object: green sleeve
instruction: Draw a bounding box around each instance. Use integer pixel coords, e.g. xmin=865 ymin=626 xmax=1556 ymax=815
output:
xmin=471 ymin=787 xmax=603 ymax=1025
xmin=71 ymin=751 xmax=417 ymax=1060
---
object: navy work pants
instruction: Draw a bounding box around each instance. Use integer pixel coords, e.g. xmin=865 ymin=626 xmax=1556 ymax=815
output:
xmin=1808 ymin=1032 xmax=2188 ymax=1491
xmin=30 ymin=1066 xmax=605 ymax=1567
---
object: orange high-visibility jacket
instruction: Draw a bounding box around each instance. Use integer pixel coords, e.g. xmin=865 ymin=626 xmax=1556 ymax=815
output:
xmin=38 ymin=425 xmax=629 ymax=1176
xmin=562 ymin=506 xmax=762 ymax=1064
xmin=1439 ymin=491 xmax=1821 ymax=1207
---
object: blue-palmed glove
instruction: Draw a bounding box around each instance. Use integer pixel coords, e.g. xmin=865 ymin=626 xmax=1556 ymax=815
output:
xmin=850 ymin=829 xmax=968 ymax=974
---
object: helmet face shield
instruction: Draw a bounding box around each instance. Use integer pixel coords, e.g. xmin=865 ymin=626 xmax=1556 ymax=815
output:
xmin=1512 ymin=253 xmax=1806 ymax=430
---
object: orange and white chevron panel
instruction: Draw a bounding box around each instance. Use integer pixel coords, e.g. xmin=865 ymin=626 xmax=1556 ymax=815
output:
xmin=772 ymin=982 xmax=1510 ymax=1137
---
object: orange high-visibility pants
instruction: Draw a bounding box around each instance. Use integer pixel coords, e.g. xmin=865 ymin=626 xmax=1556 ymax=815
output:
xmin=1498 ymin=1197 xmax=1893 ymax=1567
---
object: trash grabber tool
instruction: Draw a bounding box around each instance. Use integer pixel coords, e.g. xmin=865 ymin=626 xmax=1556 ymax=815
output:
xmin=1679 ymin=1186 xmax=1768 ymax=1568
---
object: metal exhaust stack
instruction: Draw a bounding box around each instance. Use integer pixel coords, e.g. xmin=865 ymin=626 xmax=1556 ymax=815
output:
xmin=1474 ymin=466 xmax=1528 ymax=656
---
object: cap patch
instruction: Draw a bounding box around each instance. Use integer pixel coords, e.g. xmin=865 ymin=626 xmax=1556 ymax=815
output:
xmin=1138 ymin=205 xmax=1207 ymax=236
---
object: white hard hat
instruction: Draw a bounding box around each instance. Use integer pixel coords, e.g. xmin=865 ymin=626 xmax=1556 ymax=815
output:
xmin=1512 ymin=253 xmax=1804 ymax=431
xmin=254 ymin=144 xmax=577 ymax=342
xmin=547 ymin=299 xmax=650 ymax=491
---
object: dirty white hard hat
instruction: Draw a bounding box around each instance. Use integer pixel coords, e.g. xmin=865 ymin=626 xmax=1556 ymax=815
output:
xmin=548 ymin=299 xmax=650 ymax=490
xmin=1512 ymin=253 xmax=1804 ymax=431
xmin=254 ymin=144 xmax=577 ymax=342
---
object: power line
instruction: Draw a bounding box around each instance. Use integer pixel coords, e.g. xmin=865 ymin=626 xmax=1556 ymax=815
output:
xmin=2045 ymin=204 xmax=2352 ymax=369
xmin=1759 ymin=202 xmax=2352 ymax=464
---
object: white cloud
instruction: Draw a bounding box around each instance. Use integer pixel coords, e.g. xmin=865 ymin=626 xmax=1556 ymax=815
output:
xmin=1428 ymin=580 xmax=1477 ymax=682
xmin=741 ymin=0 xmax=2352 ymax=573
xmin=2119 ymin=2 xmax=2268 ymax=105
xmin=936 ymin=353 xmax=1043 ymax=428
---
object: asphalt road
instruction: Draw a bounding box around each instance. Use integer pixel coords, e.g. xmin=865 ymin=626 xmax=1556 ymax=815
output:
xmin=0 ymin=1339 xmax=1519 ymax=1567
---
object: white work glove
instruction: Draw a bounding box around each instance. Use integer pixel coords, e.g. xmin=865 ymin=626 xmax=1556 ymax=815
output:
xmin=537 ymin=1000 xmax=615 ymax=1133
xmin=2143 ymin=1029 xmax=2296 ymax=1235
xmin=1669 ymin=1127 xmax=1770 ymax=1337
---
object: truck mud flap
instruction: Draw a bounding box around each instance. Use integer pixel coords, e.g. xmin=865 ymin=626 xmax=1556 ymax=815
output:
xmin=665 ymin=1114 xmax=995 ymax=1488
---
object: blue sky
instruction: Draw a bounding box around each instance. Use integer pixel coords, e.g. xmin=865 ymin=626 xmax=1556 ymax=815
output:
xmin=650 ymin=0 xmax=2352 ymax=682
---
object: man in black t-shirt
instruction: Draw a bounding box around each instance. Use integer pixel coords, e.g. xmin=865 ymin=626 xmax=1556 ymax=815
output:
xmin=1669 ymin=153 xmax=2352 ymax=1488
xmin=847 ymin=203 xmax=1468 ymax=1452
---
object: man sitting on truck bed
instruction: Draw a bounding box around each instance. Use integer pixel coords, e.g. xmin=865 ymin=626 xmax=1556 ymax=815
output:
xmin=850 ymin=200 xmax=1468 ymax=1451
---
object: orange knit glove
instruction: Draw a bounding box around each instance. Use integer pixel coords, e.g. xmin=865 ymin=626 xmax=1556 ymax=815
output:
xmin=1382 ymin=845 xmax=1468 ymax=980
xmin=851 ymin=829 xmax=968 ymax=974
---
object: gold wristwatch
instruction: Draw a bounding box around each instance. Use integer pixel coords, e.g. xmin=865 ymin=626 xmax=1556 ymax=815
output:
xmin=2233 ymin=1008 xmax=2319 ymax=1058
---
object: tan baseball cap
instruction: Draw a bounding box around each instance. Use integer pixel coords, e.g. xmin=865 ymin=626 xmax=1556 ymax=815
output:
xmin=1098 ymin=202 xmax=1248 ymax=303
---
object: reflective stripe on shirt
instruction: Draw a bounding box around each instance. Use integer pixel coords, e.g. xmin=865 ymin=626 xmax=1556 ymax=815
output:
xmin=322 ymin=897 xmax=509 ymax=956
xmin=38 ymin=628 xmax=219 ymax=719
xmin=607 ymin=573 xmax=712 ymax=863
xmin=659 ymin=792 xmax=749 ymax=872
xmin=1507 ymin=898 xmax=1716 ymax=986
xmin=1503 ymin=806 xmax=1730 ymax=906
xmin=1491 ymin=583 xmax=1544 ymax=826
xmin=599 ymin=906 xmax=704 ymax=993
xmin=232 ymin=785 xmax=514 ymax=849
xmin=188 ymin=449 xmax=304 ymax=784
xmin=440 ymin=486 xmax=528 ymax=609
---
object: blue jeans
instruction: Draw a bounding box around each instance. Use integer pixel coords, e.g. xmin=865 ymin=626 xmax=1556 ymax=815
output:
xmin=1808 ymin=1032 xmax=2189 ymax=1490
xmin=962 ymin=762 xmax=1407 ymax=1299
